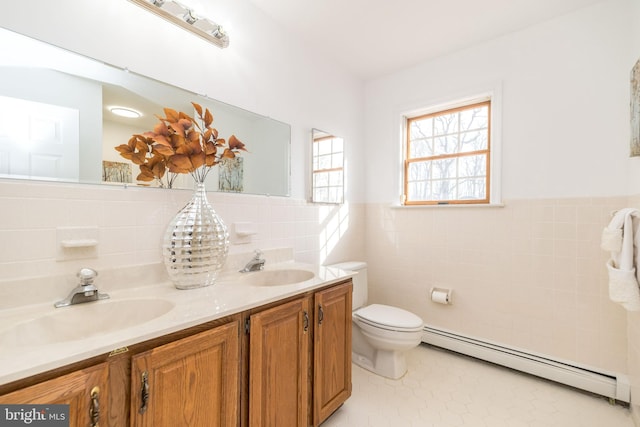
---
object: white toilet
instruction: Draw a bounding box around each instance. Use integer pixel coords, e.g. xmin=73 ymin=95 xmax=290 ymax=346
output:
xmin=328 ymin=261 xmax=424 ymax=379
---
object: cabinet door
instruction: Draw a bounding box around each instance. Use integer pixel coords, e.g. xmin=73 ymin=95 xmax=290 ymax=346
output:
xmin=313 ymin=282 xmax=352 ymax=426
xmin=249 ymin=297 xmax=311 ymax=427
xmin=0 ymin=362 xmax=109 ymax=427
xmin=130 ymin=321 xmax=240 ymax=427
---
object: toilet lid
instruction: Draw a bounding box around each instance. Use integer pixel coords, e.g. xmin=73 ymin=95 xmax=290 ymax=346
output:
xmin=355 ymin=304 xmax=423 ymax=331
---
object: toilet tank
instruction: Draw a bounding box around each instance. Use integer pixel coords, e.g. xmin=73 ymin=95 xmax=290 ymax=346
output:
xmin=326 ymin=261 xmax=367 ymax=310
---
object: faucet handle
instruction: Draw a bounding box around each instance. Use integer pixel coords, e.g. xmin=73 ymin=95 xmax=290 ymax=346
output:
xmin=253 ymin=249 xmax=263 ymax=259
xmin=78 ymin=268 xmax=98 ymax=286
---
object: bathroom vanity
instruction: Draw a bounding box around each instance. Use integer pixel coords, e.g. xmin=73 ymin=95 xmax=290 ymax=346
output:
xmin=0 ymin=261 xmax=353 ymax=427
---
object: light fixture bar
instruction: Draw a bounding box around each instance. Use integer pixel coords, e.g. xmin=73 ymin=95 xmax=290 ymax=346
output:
xmin=128 ymin=0 xmax=230 ymax=49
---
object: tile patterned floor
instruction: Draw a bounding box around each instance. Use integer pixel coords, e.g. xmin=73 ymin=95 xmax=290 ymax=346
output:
xmin=323 ymin=344 xmax=634 ymax=427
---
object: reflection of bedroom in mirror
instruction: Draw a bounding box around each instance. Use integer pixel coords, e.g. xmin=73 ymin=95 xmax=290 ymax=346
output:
xmin=311 ymin=128 xmax=344 ymax=204
xmin=0 ymin=26 xmax=291 ymax=196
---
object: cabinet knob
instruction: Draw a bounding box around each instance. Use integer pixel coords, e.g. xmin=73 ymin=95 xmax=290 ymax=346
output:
xmin=318 ymin=305 xmax=324 ymax=325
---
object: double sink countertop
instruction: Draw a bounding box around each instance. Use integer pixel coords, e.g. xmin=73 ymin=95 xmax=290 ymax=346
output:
xmin=0 ymin=260 xmax=354 ymax=386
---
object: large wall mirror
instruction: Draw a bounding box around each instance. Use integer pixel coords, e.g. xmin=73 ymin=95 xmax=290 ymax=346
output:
xmin=0 ymin=27 xmax=291 ymax=196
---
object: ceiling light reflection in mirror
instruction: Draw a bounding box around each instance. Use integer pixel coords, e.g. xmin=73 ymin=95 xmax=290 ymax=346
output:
xmin=110 ymin=107 xmax=141 ymax=118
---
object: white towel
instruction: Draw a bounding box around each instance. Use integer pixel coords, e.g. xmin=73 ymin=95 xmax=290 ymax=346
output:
xmin=600 ymin=228 xmax=622 ymax=252
xmin=606 ymin=260 xmax=640 ymax=311
xmin=602 ymin=208 xmax=634 ymax=253
xmin=603 ymin=208 xmax=640 ymax=311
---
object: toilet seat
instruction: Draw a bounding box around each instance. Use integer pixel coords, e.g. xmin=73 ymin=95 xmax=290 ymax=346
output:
xmin=354 ymin=304 xmax=423 ymax=332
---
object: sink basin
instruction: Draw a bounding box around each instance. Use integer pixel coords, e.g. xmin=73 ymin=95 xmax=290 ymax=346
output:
xmin=238 ymin=269 xmax=315 ymax=286
xmin=0 ymin=298 xmax=175 ymax=347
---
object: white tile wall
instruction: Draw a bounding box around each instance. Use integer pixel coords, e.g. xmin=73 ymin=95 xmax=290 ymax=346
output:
xmin=364 ymin=197 xmax=629 ymax=374
xmin=0 ymin=179 xmax=365 ymax=283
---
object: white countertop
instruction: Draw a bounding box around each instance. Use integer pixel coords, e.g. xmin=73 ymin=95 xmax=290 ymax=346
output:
xmin=0 ymin=261 xmax=354 ymax=386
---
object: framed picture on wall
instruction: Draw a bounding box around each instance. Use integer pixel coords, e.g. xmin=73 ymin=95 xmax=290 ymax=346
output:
xmin=102 ymin=161 xmax=132 ymax=184
xmin=631 ymin=58 xmax=640 ymax=157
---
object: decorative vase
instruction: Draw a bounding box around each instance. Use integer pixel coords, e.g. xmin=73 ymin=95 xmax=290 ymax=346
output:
xmin=162 ymin=182 xmax=229 ymax=289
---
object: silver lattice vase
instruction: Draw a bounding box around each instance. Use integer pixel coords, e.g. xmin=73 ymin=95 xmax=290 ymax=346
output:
xmin=163 ymin=182 xmax=229 ymax=289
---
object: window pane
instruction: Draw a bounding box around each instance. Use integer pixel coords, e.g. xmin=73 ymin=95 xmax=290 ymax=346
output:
xmin=410 ymin=138 xmax=433 ymax=158
xmin=432 ymin=158 xmax=457 ymax=179
xmin=433 ymin=113 xmax=458 ymax=136
xmin=460 ymin=130 xmax=487 ymax=152
xmin=329 ymin=170 xmax=342 ymax=186
xmin=458 ymin=154 xmax=486 ymax=177
xmin=408 ymin=181 xmax=430 ymax=200
xmin=318 ymin=139 xmax=332 ymax=155
xmin=457 ymin=178 xmax=486 ymax=200
xmin=314 ymin=187 xmax=328 ymax=202
xmin=410 ymin=117 xmax=433 ymax=138
xmin=459 ymin=106 xmax=488 ymax=131
xmin=432 ymin=179 xmax=456 ymax=200
xmin=433 ymin=135 xmax=459 ymax=155
xmin=408 ymin=161 xmax=431 ymax=181
xmin=328 ymin=187 xmax=343 ymax=203
xmin=317 ymin=154 xmax=331 ymax=170
xmin=314 ymin=171 xmax=328 ymax=187
xmin=332 ymin=152 xmax=343 ymax=168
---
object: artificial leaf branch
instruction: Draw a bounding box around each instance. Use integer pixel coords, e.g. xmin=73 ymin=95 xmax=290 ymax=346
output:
xmin=115 ymin=102 xmax=247 ymax=187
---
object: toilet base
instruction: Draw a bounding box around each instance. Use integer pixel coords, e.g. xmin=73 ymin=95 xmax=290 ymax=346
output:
xmin=352 ymin=317 xmax=423 ymax=380
xmin=352 ymin=349 xmax=408 ymax=380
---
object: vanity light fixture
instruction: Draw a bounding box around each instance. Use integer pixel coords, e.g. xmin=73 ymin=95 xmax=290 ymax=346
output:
xmin=110 ymin=107 xmax=142 ymax=118
xmin=128 ymin=0 xmax=230 ymax=49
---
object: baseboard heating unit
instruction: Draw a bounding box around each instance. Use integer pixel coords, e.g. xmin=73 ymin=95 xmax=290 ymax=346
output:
xmin=422 ymin=326 xmax=630 ymax=403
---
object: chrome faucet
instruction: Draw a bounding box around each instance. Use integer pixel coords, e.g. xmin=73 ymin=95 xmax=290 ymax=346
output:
xmin=239 ymin=250 xmax=265 ymax=273
xmin=54 ymin=268 xmax=110 ymax=308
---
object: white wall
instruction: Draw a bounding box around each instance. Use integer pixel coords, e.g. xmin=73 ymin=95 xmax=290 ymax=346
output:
xmin=365 ymin=0 xmax=634 ymax=203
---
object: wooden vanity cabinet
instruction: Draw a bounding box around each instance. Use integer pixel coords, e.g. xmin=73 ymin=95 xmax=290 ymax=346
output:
xmin=246 ymin=280 xmax=353 ymax=427
xmin=130 ymin=321 xmax=240 ymax=427
xmin=248 ymin=296 xmax=311 ymax=427
xmin=313 ymin=282 xmax=352 ymax=426
xmin=0 ymin=317 xmax=241 ymax=427
xmin=0 ymin=362 xmax=109 ymax=427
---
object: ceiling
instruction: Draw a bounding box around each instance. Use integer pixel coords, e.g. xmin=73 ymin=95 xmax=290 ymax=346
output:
xmin=248 ymin=0 xmax=603 ymax=80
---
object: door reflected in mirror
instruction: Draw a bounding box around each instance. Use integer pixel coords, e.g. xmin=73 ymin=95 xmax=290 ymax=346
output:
xmin=311 ymin=129 xmax=344 ymax=204
xmin=0 ymin=26 xmax=291 ymax=197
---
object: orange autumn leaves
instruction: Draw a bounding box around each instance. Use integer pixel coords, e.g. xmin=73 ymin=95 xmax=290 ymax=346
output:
xmin=116 ymin=102 xmax=246 ymax=186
